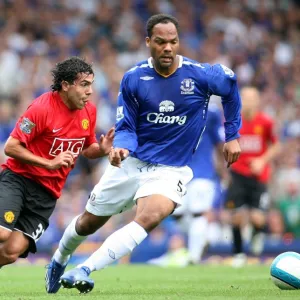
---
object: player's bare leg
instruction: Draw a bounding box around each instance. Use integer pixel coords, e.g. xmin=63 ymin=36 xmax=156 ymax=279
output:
xmin=54 ymin=212 xmax=111 ymax=264
xmin=60 ymin=194 xmax=176 ymax=294
xmin=0 ymin=227 xmax=12 ymax=243
xmin=46 ymin=212 xmax=110 ymax=293
xmin=0 ymin=231 xmax=29 ymax=266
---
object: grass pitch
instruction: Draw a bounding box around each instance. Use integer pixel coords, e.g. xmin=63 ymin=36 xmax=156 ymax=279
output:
xmin=0 ymin=264 xmax=298 ymax=300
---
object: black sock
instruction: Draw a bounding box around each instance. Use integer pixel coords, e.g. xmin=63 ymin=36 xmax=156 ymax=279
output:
xmin=252 ymin=224 xmax=266 ymax=237
xmin=232 ymin=226 xmax=242 ymax=254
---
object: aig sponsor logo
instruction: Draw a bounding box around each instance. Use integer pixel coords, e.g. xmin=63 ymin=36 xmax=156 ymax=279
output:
xmin=239 ymin=135 xmax=262 ymax=152
xmin=49 ymin=138 xmax=85 ymax=157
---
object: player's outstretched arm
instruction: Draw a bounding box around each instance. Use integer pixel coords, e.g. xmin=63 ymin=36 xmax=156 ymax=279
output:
xmin=109 ymin=147 xmax=129 ymax=168
xmin=82 ymin=127 xmax=115 ymax=159
xmin=4 ymin=136 xmax=74 ymax=169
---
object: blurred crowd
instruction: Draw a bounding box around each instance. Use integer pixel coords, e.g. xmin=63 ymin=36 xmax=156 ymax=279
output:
xmin=1 ymin=0 xmax=300 ymax=258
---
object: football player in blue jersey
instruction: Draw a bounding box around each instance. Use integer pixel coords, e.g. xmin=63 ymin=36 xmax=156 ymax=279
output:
xmin=172 ymin=103 xmax=228 ymax=264
xmin=46 ymin=14 xmax=242 ymax=294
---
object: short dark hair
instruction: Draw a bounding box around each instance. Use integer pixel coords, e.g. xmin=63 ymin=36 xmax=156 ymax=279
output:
xmin=146 ymin=14 xmax=179 ymax=38
xmin=51 ymin=57 xmax=94 ymax=91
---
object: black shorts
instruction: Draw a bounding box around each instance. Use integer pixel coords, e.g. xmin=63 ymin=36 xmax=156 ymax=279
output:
xmin=0 ymin=169 xmax=57 ymax=257
xmin=225 ymin=171 xmax=269 ymax=210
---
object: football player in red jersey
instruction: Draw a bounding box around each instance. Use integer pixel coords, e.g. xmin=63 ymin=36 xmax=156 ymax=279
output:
xmin=0 ymin=57 xmax=114 ymax=267
xmin=224 ymin=86 xmax=281 ymax=267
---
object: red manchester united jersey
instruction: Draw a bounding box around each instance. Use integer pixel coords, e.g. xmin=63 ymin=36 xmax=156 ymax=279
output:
xmin=2 ymin=91 xmax=97 ymax=198
xmin=231 ymin=112 xmax=277 ymax=183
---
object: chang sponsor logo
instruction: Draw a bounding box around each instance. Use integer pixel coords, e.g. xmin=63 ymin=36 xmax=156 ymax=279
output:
xmin=147 ymin=100 xmax=187 ymax=125
xmin=159 ymin=100 xmax=175 ymax=112
xmin=147 ymin=113 xmax=187 ymax=125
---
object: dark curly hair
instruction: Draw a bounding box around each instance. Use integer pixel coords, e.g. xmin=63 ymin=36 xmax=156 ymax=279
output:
xmin=146 ymin=14 xmax=179 ymax=38
xmin=51 ymin=57 xmax=94 ymax=91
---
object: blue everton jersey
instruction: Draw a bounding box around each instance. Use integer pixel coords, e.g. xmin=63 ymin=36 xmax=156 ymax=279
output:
xmin=189 ymin=104 xmax=224 ymax=179
xmin=114 ymin=55 xmax=241 ymax=167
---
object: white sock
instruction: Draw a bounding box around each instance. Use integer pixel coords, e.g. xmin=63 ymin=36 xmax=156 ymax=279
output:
xmin=188 ymin=216 xmax=208 ymax=263
xmin=53 ymin=215 xmax=87 ymax=266
xmin=78 ymin=221 xmax=147 ymax=272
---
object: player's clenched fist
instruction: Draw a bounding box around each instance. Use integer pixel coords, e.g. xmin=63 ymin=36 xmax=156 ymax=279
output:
xmin=109 ymin=147 xmax=129 ymax=168
xmin=223 ymin=139 xmax=241 ymax=168
xmin=48 ymin=151 xmax=75 ymax=169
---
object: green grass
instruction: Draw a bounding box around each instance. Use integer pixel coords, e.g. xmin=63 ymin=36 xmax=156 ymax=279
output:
xmin=0 ymin=264 xmax=298 ymax=300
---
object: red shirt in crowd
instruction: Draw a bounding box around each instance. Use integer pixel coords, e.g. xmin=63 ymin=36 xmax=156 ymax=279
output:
xmin=231 ymin=112 xmax=278 ymax=183
xmin=2 ymin=91 xmax=97 ymax=198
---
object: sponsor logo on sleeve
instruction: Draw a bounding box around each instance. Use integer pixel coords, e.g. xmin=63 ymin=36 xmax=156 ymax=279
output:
xmin=220 ymin=64 xmax=234 ymax=77
xmin=116 ymin=106 xmax=124 ymax=122
xmin=19 ymin=117 xmax=36 ymax=134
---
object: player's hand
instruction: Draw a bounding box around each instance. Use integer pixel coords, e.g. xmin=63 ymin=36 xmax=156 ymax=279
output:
xmin=249 ymin=157 xmax=265 ymax=175
xmin=98 ymin=127 xmax=115 ymax=155
xmin=109 ymin=147 xmax=129 ymax=168
xmin=48 ymin=151 xmax=75 ymax=170
xmin=223 ymin=139 xmax=241 ymax=168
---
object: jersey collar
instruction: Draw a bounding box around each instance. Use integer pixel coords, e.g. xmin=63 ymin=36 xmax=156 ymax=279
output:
xmin=147 ymin=55 xmax=183 ymax=68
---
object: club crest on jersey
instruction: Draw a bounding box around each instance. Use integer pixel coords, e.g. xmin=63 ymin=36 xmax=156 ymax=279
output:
xmin=19 ymin=117 xmax=36 ymax=134
xmin=181 ymin=78 xmax=195 ymax=95
xmin=254 ymin=125 xmax=263 ymax=135
xmin=4 ymin=211 xmax=14 ymax=224
xmin=82 ymin=119 xmax=89 ymax=130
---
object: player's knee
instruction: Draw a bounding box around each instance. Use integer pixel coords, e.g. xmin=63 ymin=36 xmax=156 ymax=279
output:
xmin=232 ymin=212 xmax=244 ymax=226
xmin=250 ymin=211 xmax=265 ymax=227
xmin=76 ymin=214 xmax=109 ymax=236
xmin=135 ymin=212 xmax=164 ymax=232
xmin=0 ymin=228 xmax=11 ymax=242
xmin=0 ymin=246 xmax=19 ymax=264
xmin=76 ymin=218 xmax=96 ymax=235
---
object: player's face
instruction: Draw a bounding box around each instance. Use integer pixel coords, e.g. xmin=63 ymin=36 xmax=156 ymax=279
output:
xmin=64 ymin=73 xmax=94 ymax=110
xmin=146 ymin=22 xmax=179 ymax=70
xmin=241 ymin=87 xmax=260 ymax=116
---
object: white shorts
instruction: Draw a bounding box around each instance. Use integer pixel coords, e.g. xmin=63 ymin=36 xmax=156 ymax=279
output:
xmin=173 ymin=178 xmax=216 ymax=215
xmin=86 ymin=157 xmax=193 ymax=216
